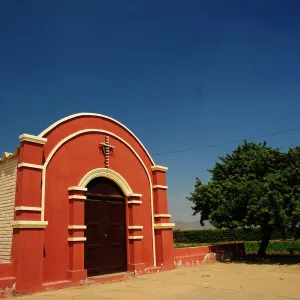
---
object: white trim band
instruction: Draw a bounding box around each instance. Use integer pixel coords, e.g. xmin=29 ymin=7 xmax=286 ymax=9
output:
xmin=12 ymin=221 xmax=48 ymax=229
xmin=127 ymin=193 xmax=143 ymax=198
xmin=128 ymin=236 xmax=143 ymax=240
xmin=154 ymin=223 xmax=175 ymax=229
xmin=15 ymin=206 xmax=42 ymax=212
xmin=68 ymin=225 xmax=87 ymax=230
xmin=127 ymin=200 xmax=142 ymax=205
xmin=18 ymin=163 xmax=44 ymax=170
xmin=68 ymin=195 xmax=87 ymax=200
xmin=68 ymin=237 xmax=87 ymax=242
xmin=128 ymin=226 xmax=143 ymax=230
xmin=153 ymin=185 xmax=168 ymax=190
xmin=151 ymin=165 xmax=168 ymax=172
xmin=68 ymin=186 xmax=88 ymax=192
xmin=19 ymin=134 xmax=47 ymax=145
xmin=154 ymin=214 xmax=171 ymax=218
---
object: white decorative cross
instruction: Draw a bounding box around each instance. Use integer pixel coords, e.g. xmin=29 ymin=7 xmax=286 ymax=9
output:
xmin=100 ymin=136 xmax=115 ymax=168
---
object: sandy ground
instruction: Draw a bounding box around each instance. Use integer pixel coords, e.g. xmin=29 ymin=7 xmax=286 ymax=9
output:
xmin=11 ymin=262 xmax=300 ymax=300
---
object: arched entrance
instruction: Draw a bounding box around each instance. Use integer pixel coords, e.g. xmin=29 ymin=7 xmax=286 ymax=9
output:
xmin=84 ymin=177 xmax=127 ymax=276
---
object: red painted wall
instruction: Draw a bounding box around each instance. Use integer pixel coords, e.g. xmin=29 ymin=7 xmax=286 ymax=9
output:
xmin=41 ymin=116 xmax=155 ymax=283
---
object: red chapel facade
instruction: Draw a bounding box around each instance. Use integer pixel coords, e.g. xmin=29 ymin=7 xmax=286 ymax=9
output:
xmin=8 ymin=113 xmax=175 ymax=293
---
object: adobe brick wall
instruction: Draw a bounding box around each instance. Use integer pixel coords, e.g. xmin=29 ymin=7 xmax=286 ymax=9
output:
xmin=0 ymin=156 xmax=17 ymax=262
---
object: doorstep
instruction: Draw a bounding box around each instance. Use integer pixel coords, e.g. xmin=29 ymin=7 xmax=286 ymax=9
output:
xmin=87 ymin=272 xmax=130 ymax=284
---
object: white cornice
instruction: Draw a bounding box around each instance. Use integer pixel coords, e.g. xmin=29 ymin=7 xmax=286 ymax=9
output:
xmin=19 ymin=134 xmax=47 ymax=145
xmin=153 ymin=185 xmax=168 ymax=190
xmin=154 ymin=223 xmax=175 ymax=229
xmin=151 ymin=165 xmax=168 ymax=172
xmin=154 ymin=214 xmax=171 ymax=218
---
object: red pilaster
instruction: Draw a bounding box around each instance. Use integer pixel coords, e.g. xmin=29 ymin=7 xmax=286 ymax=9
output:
xmin=11 ymin=134 xmax=47 ymax=294
xmin=151 ymin=165 xmax=175 ymax=270
xmin=127 ymin=194 xmax=145 ymax=272
xmin=67 ymin=187 xmax=87 ymax=282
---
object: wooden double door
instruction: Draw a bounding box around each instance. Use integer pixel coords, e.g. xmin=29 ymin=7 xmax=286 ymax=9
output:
xmin=84 ymin=178 xmax=127 ymax=276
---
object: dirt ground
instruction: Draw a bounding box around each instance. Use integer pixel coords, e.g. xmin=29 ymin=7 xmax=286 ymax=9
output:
xmin=11 ymin=261 xmax=300 ymax=300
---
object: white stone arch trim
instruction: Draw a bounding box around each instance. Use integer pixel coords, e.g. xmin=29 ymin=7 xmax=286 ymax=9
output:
xmin=41 ymin=129 xmax=156 ymax=266
xmin=79 ymin=168 xmax=133 ymax=196
xmin=38 ymin=113 xmax=155 ymax=165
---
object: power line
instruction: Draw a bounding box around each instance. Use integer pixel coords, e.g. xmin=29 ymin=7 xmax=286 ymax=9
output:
xmin=153 ymin=126 xmax=300 ymax=156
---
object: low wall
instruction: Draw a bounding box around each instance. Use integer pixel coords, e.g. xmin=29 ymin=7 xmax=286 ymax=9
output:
xmin=173 ymin=243 xmax=245 ymax=268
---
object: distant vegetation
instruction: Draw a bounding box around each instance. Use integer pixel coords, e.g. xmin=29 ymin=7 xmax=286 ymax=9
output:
xmin=173 ymin=228 xmax=294 ymax=244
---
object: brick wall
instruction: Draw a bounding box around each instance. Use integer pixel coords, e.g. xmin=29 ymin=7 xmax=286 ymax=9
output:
xmin=0 ymin=156 xmax=17 ymax=262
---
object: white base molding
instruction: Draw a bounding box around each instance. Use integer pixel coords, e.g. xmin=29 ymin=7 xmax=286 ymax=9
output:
xmin=12 ymin=220 xmax=48 ymax=229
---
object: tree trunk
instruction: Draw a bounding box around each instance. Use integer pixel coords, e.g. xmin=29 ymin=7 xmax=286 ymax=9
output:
xmin=258 ymin=227 xmax=272 ymax=256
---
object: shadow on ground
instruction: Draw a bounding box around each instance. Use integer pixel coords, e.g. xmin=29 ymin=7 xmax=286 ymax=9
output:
xmin=227 ymin=254 xmax=300 ymax=266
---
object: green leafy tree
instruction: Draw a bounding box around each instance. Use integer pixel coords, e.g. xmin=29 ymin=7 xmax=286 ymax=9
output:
xmin=187 ymin=141 xmax=300 ymax=256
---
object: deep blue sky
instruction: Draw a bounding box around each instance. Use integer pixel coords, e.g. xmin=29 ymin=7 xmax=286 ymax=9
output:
xmin=1 ymin=1 xmax=300 ymax=222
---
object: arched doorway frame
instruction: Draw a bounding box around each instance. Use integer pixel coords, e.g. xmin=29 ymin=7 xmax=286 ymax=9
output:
xmin=78 ymin=168 xmax=134 ymax=196
xmin=75 ymin=168 xmax=144 ymax=276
